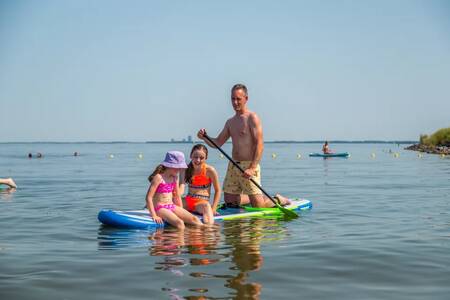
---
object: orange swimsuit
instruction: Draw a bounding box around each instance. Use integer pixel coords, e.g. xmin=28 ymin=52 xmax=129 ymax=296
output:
xmin=185 ymin=164 xmax=212 ymax=212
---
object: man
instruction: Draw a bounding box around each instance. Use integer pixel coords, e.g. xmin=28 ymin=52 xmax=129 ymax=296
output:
xmin=197 ymin=84 xmax=290 ymax=208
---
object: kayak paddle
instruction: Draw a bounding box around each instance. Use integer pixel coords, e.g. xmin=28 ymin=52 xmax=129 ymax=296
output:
xmin=203 ymin=134 xmax=298 ymax=219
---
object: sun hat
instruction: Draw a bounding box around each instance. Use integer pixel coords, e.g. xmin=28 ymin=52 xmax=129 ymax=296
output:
xmin=161 ymin=151 xmax=188 ymax=169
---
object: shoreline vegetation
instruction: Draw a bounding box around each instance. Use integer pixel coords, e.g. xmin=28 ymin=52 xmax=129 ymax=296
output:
xmin=405 ymin=127 xmax=450 ymax=155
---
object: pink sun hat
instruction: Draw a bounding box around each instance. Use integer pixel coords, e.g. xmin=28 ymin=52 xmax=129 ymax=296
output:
xmin=161 ymin=151 xmax=188 ymax=169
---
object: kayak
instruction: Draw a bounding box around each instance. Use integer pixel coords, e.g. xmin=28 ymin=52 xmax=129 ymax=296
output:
xmin=98 ymin=198 xmax=312 ymax=229
xmin=309 ymin=152 xmax=349 ymax=158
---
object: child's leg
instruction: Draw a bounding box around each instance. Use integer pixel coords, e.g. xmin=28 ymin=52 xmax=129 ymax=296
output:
xmin=173 ymin=206 xmax=203 ymax=226
xmin=195 ymin=203 xmax=214 ymax=225
xmin=157 ymin=208 xmax=185 ymax=230
xmin=0 ymin=178 xmax=17 ymax=189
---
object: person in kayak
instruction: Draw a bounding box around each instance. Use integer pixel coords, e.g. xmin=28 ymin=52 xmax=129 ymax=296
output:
xmin=0 ymin=178 xmax=17 ymax=189
xmin=145 ymin=151 xmax=203 ymax=230
xmin=197 ymin=83 xmax=290 ymax=208
xmin=180 ymin=144 xmax=221 ymax=225
xmin=322 ymin=141 xmax=333 ymax=154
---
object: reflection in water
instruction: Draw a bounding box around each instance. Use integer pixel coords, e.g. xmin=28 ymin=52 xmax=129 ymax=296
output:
xmin=0 ymin=187 xmax=16 ymax=201
xmin=222 ymin=218 xmax=287 ymax=300
xmin=322 ymin=157 xmax=329 ymax=179
xmin=150 ymin=228 xmax=185 ymax=256
xmin=150 ymin=225 xmax=224 ymax=299
xmin=97 ymin=226 xmax=153 ymax=249
xmin=98 ymin=217 xmax=289 ymax=299
xmin=182 ymin=218 xmax=288 ymax=299
xmin=150 ymin=229 xmax=187 ymax=277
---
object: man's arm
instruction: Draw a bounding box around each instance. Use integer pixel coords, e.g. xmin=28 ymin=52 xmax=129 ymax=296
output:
xmin=197 ymin=120 xmax=231 ymax=148
xmin=245 ymin=113 xmax=263 ymax=177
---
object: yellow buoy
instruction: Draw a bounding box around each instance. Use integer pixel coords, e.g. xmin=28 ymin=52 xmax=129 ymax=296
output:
xmin=109 ymin=154 xmax=114 ymax=159
xmin=417 ymin=153 xmax=423 ymax=158
xmin=440 ymin=154 xmax=446 ymax=158
xmin=137 ymin=153 xmax=144 ymax=159
xmin=297 ymin=153 xmax=302 ymax=159
xmin=272 ymin=153 xmax=277 ymax=159
xmin=394 ymin=153 xmax=399 ymax=158
xmin=219 ymin=154 xmax=224 ymax=159
xmin=371 ymin=153 xmax=376 ymax=158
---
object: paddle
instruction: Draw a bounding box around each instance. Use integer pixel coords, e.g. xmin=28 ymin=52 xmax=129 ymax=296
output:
xmin=203 ymin=133 xmax=298 ymax=219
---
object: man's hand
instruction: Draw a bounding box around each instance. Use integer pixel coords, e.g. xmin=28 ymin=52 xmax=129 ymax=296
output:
xmin=197 ymin=128 xmax=207 ymax=140
xmin=243 ymin=167 xmax=257 ymax=179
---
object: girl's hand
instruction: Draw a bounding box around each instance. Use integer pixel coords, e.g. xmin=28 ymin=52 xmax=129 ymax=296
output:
xmin=213 ymin=210 xmax=219 ymax=216
xmin=152 ymin=215 xmax=164 ymax=224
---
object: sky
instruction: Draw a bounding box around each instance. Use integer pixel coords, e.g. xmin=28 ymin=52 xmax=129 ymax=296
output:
xmin=0 ymin=0 xmax=449 ymax=142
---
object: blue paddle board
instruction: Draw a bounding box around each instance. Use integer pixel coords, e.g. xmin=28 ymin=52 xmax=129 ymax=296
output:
xmin=309 ymin=152 xmax=349 ymax=158
xmin=98 ymin=198 xmax=312 ymax=229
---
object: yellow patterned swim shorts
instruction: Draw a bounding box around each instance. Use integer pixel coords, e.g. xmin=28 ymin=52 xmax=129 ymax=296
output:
xmin=223 ymin=161 xmax=261 ymax=195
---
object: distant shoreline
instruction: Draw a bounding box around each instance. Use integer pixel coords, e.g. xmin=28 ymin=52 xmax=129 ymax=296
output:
xmin=405 ymin=144 xmax=450 ymax=155
xmin=0 ymin=140 xmax=417 ymax=144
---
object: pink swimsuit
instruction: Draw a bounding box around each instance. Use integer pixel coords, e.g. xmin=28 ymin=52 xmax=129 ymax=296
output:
xmin=154 ymin=203 xmax=176 ymax=212
xmin=155 ymin=181 xmax=176 ymax=194
xmin=154 ymin=181 xmax=177 ymax=212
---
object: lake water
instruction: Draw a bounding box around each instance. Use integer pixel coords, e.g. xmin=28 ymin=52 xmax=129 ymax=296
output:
xmin=1 ymin=142 xmax=449 ymax=299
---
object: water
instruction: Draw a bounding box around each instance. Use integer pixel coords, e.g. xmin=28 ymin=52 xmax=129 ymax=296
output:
xmin=1 ymin=143 xmax=449 ymax=299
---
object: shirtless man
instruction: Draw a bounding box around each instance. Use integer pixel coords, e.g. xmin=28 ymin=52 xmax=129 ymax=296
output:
xmin=197 ymin=84 xmax=289 ymax=208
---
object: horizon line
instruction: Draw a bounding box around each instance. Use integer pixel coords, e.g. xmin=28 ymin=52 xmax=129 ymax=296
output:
xmin=0 ymin=140 xmax=418 ymax=144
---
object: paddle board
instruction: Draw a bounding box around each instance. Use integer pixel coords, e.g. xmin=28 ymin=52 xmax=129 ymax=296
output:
xmin=98 ymin=198 xmax=312 ymax=229
xmin=309 ymin=152 xmax=349 ymax=158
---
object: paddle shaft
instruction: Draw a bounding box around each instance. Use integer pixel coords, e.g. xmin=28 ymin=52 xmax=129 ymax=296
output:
xmin=203 ymin=134 xmax=278 ymax=205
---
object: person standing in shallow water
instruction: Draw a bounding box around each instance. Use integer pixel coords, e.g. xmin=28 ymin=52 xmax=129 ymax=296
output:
xmin=197 ymin=83 xmax=290 ymax=208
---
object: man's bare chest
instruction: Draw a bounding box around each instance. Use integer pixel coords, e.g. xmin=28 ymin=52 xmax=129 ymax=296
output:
xmin=229 ymin=118 xmax=250 ymax=137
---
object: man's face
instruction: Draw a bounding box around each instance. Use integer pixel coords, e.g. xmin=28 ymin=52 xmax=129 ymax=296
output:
xmin=231 ymin=89 xmax=248 ymax=112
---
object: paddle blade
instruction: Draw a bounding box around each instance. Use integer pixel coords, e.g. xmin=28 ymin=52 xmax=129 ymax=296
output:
xmin=276 ymin=203 xmax=299 ymax=219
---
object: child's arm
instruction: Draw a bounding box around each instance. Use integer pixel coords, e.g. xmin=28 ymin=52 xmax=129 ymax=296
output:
xmin=173 ymin=177 xmax=183 ymax=207
xmin=145 ymin=175 xmax=163 ymax=223
xmin=208 ymin=166 xmax=221 ymax=213
xmin=178 ymin=169 xmax=186 ymax=196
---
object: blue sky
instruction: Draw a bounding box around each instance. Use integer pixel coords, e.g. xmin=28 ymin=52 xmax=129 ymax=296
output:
xmin=0 ymin=0 xmax=449 ymax=142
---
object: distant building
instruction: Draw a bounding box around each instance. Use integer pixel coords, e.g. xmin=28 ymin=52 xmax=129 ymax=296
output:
xmin=187 ymin=135 xmax=192 ymax=142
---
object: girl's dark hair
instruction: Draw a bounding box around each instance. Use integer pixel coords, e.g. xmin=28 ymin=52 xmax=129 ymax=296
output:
xmin=184 ymin=144 xmax=208 ymax=183
xmin=148 ymin=164 xmax=167 ymax=182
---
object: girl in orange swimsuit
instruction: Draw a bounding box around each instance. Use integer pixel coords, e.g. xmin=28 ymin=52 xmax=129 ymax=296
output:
xmin=145 ymin=151 xmax=203 ymax=230
xmin=180 ymin=144 xmax=221 ymax=225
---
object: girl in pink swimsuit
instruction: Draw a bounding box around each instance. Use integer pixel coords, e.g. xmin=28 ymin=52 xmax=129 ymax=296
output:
xmin=146 ymin=151 xmax=203 ymax=229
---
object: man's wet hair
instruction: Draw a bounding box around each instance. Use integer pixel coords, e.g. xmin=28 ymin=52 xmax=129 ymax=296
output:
xmin=231 ymin=83 xmax=248 ymax=96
